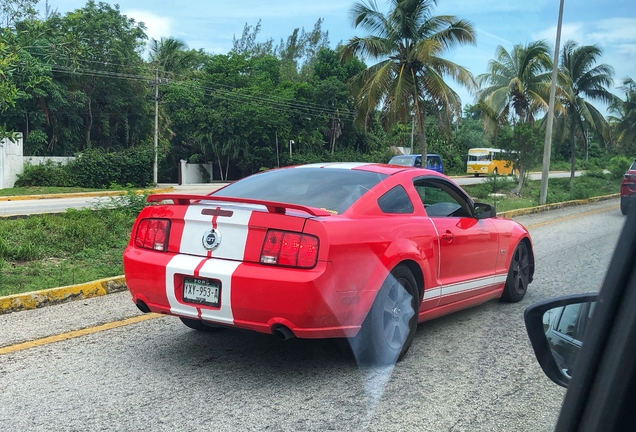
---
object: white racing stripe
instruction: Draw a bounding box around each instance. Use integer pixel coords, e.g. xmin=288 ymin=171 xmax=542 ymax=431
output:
xmin=198 ymin=259 xmax=241 ymax=325
xmin=423 ymin=274 xmax=508 ymax=300
xmin=179 ymin=204 xmax=252 ymax=260
xmin=166 ymin=254 xmax=204 ymax=318
xmin=165 ymin=254 xmax=241 ymax=325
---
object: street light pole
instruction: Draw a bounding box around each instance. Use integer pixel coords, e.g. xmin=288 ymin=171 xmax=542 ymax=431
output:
xmin=539 ymin=0 xmax=565 ymax=205
xmin=153 ymin=68 xmax=159 ymax=187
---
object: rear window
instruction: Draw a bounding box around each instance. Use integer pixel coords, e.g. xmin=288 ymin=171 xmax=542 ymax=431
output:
xmin=389 ymin=157 xmax=415 ymax=167
xmin=631 ymin=160 xmax=636 ymax=171
xmin=213 ymin=168 xmax=387 ymax=215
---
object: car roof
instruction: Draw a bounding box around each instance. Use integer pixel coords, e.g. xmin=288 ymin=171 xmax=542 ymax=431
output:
xmin=389 ymin=154 xmax=441 ymax=158
xmin=293 ymin=162 xmax=447 ymax=177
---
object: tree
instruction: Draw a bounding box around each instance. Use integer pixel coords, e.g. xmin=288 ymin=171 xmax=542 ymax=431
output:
xmin=609 ymin=78 xmax=636 ymax=152
xmin=554 ymin=41 xmax=614 ymax=182
xmin=477 ymin=41 xmax=553 ymax=194
xmin=0 ymin=0 xmax=38 ymax=28
xmin=340 ymin=0 xmax=476 ymax=160
xmin=149 ymin=37 xmax=201 ymax=78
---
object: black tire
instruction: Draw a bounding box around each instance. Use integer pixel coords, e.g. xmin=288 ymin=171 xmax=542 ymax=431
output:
xmin=501 ymin=242 xmax=531 ymax=302
xmin=179 ymin=317 xmax=225 ymax=332
xmin=352 ymin=265 xmax=419 ymax=365
xmin=621 ymin=198 xmax=629 ymax=216
xmin=474 ymin=173 xmax=480 ymax=177
xmin=493 ymin=168 xmax=498 ymax=175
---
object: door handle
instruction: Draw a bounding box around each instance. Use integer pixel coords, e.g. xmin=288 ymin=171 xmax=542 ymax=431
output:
xmin=441 ymin=230 xmax=454 ymax=242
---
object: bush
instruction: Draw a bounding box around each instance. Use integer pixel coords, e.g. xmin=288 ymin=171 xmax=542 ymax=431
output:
xmin=14 ymin=146 xmax=154 ymax=189
xmin=608 ymin=156 xmax=632 ymax=180
xmin=69 ymin=147 xmax=154 ymax=188
xmin=14 ymin=160 xmax=73 ymax=187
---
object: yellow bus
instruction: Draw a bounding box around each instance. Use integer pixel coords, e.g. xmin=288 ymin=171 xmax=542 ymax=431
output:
xmin=466 ymin=148 xmax=516 ymax=176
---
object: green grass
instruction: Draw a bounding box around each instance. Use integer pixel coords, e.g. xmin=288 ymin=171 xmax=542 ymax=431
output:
xmin=0 ymin=208 xmax=136 ymax=296
xmin=0 ymin=186 xmax=106 ymax=196
xmin=463 ymin=172 xmax=622 ymax=213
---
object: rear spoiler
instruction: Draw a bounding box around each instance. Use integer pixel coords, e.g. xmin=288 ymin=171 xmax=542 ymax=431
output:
xmin=147 ymin=194 xmax=332 ymax=217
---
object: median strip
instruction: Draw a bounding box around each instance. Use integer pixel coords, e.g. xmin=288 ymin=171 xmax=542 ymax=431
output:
xmin=0 ymin=187 xmax=174 ymax=202
xmin=0 ymin=276 xmax=128 ymax=315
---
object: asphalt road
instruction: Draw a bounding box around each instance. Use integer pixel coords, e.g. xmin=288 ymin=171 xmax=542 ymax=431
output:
xmin=0 ymin=171 xmax=582 ymax=216
xmin=0 ymin=199 xmax=624 ymax=431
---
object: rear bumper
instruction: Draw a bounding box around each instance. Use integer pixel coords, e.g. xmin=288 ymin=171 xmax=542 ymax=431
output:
xmin=123 ymin=247 xmax=377 ymax=338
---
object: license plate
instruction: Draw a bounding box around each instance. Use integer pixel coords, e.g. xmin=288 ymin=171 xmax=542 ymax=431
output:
xmin=183 ymin=277 xmax=220 ymax=307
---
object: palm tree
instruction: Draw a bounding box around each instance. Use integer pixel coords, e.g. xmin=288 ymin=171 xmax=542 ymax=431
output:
xmin=476 ymin=41 xmax=553 ymax=193
xmin=340 ymin=0 xmax=476 ymax=159
xmin=609 ymin=78 xmax=636 ymax=152
xmin=149 ymin=37 xmax=199 ymax=78
xmin=555 ymin=41 xmax=614 ymax=182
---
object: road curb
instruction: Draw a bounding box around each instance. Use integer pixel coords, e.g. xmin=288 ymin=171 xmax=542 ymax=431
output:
xmin=497 ymin=193 xmax=620 ymax=219
xmin=0 ymin=276 xmax=127 ymax=315
xmin=0 ymin=188 xmax=174 ymax=202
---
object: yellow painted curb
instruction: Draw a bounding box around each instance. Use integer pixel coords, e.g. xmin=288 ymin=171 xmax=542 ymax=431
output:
xmin=0 ymin=187 xmax=174 ymax=202
xmin=497 ymin=193 xmax=621 ymax=219
xmin=0 ymin=276 xmax=127 ymax=315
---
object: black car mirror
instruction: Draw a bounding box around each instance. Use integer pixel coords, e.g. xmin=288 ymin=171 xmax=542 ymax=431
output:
xmin=474 ymin=202 xmax=496 ymax=219
xmin=524 ymin=293 xmax=598 ymax=387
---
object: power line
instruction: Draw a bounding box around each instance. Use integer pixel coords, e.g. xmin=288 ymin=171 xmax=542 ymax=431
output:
xmin=48 ymin=65 xmax=355 ymax=121
xmin=25 ymin=49 xmax=355 ymax=118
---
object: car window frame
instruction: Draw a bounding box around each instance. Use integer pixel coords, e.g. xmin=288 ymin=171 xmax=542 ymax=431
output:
xmin=554 ymin=206 xmax=636 ymax=431
xmin=412 ymin=176 xmax=475 ymax=218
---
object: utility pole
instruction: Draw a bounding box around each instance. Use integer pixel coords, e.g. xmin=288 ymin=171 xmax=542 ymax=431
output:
xmin=410 ymin=116 xmax=415 ymax=155
xmin=275 ymin=131 xmax=280 ymax=167
xmin=153 ymin=68 xmax=158 ymax=186
xmin=539 ymin=0 xmax=565 ymax=205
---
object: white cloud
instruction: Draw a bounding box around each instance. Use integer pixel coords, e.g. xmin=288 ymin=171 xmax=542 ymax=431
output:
xmin=531 ymin=23 xmax=586 ymax=45
xmin=588 ymin=18 xmax=636 ymax=44
xmin=123 ymin=9 xmax=173 ymax=41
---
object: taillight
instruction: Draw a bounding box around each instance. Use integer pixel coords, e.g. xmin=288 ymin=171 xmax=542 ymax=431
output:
xmin=134 ymin=219 xmax=171 ymax=252
xmin=260 ymin=230 xmax=319 ymax=268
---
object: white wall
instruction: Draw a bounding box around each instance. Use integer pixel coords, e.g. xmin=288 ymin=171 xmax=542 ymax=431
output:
xmin=24 ymin=156 xmax=75 ymax=166
xmin=0 ymin=135 xmax=24 ymax=190
xmin=0 ymin=136 xmax=77 ymax=189
xmin=179 ymin=160 xmax=214 ymax=184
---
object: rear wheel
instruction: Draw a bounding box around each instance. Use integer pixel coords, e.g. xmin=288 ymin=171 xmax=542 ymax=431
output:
xmin=493 ymin=168 xmax=498 ymax=175
xmin=621 ymin=197 xmax=629 ymax=215
xmin=352 ymin=265 xmax=419 ymax=365
xmin=501 ymin=242 xmax=531 ymax=302
xmin=179 ymin=317 xmax=225 ymax=332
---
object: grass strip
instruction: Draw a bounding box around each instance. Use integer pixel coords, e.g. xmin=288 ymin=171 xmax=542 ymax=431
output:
xmin=0 ymin=186 xmax=108 ymax=197
xmin=463 ymin=172 xmax=622 ymax=213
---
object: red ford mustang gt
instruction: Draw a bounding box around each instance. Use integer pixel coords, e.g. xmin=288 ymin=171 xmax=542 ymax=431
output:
xmin=123 ymin=163 xmax=534 ymax=364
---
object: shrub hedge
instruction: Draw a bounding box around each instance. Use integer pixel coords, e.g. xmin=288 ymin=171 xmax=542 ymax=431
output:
xmin=15 ymin=146 xmax=154 ymax=188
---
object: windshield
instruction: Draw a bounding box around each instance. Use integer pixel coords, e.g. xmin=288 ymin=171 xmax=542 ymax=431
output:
xmin=212 ymin=168 xmax=387 ymax=214
xmin=468 ymin=153 xmax=491 ymax=162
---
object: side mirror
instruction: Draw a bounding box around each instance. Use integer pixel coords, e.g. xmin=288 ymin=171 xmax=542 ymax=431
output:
xmin=524 ymin=293 xmax=598 ymax=387
xmin=474 ymin=202 xmax=496 ymax=219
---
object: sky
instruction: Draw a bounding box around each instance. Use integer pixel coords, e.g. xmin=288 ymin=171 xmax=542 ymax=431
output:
xmin=42 ymin=0 xmax=636 ymax=112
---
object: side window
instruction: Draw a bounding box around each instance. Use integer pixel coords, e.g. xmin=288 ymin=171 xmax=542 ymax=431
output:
xmin=378 ymin=185 xmax=414 ymax=214
xmin=413 ymin=180 xmax=472 ymax=218
xmin=556 ymin=303 xmax=582 ymax=339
